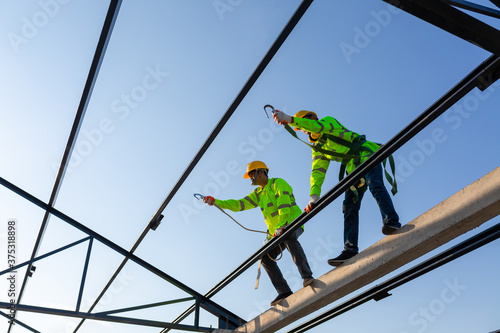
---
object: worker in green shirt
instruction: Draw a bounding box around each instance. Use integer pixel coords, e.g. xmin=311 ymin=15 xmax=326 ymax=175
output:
xmin=203 ymin=161 xmax=314 ymax=306
xmin=273 ymin=110 xmax=401 ymax=266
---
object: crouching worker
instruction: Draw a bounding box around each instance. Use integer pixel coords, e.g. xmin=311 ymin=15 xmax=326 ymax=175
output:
xmin=273 ymin=110 xmax=401 ymax=266
xmin=203 ymin=161 xmax=314 ymax=307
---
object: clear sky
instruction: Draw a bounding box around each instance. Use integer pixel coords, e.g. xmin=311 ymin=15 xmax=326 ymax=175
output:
xmin=0 ymin=1 xmax=499 ymax=332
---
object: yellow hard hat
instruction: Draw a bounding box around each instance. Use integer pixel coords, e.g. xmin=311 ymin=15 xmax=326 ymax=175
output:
xmin=243 ymin=161 xmax=269 ymax=179
xmin=293 ymin=110 xmax=317 ymax=131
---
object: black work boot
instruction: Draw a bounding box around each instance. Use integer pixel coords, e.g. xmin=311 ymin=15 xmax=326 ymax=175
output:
xmin=270 ymin=291 xmax=293 ymax=306
xmin=303 ymin=277 xmax=315 ymax=288
xmin=382 ymin=222 xmax=401 ymax=235
xmin=327 ymin=250 xmax=358 ymax=266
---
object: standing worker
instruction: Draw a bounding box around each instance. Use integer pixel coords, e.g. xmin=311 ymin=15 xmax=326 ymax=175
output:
xmin=203 ymin=161 xmax=315 ymax=306
xmin=273 ymin=110 xmax=401 ymax=266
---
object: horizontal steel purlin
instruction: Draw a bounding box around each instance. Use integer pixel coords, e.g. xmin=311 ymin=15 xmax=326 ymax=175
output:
xmin=0 ymin=302 xmax=212 ymax=332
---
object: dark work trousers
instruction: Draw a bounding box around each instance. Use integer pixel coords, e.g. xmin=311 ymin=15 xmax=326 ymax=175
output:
xmin=342 ymin=163 xmax=400 ymax=253
xmin=261 ymin=228 xmax=313 ymax=295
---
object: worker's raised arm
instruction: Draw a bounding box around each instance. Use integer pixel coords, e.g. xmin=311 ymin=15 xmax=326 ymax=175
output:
xmin=214 ymin=191 xmax=259 ymax=212
xmin=292 ymin=116 xmax=356 ymax=138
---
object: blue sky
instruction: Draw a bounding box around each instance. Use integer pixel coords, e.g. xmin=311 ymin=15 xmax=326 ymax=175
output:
xmin=0 ymin=1 xmax=499 ymax=332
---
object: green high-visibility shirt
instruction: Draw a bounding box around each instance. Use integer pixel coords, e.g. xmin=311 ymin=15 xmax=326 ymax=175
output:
xmin=291 ymin=116 xmax=379 ymax=197
xmin=215 ymin=178 xmax=302 ymax=237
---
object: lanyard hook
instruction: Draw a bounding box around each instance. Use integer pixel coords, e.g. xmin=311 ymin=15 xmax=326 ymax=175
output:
xmin=193 ymin=193 xmax=205 ymax=200
xmin=263 ymin=104 xmax=275 ymax=118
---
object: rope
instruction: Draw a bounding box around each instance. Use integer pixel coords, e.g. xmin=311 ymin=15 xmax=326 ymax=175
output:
xmin=213 ymin=203 xmax=268 ymax=234
xmin=194 ymin=193 xmax=267 ymax=234
xmin=211 ymin=203 xmax=285 ymax=262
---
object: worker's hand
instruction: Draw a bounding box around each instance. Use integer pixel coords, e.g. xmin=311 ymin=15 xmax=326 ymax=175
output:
xmin=203 ymin=196 xmax=215 ymax=206
xmin=304 ymin=194 xmax=320 ymax=213
xmin=273 ymin=227 xmax=285 ymax=237
xmin=273 ymin=110 xmax=292 ymax=125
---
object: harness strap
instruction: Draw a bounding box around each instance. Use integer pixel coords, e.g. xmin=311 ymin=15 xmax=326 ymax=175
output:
xmin=283 ymin=124 xmax=398 ymax=200
xmin=383 ymin=153 xmax=398 ymax=196
xmin=255 ymin=241 xmax=284 ymax=290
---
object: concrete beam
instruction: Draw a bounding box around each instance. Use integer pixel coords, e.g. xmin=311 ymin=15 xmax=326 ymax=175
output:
xmin=219 ymin=166 xmax=500 ymax=333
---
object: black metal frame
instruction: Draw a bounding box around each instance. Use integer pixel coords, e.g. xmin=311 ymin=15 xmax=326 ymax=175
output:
xmin=0 ymin=0 xmax=314 ymax=331
xmin=1 ymin=0 xmax=499 ymax=332
xmin=441 ymin=0 xmax=500 ymax=18
xmin=0 ymin=175 xmax=243 ymax=331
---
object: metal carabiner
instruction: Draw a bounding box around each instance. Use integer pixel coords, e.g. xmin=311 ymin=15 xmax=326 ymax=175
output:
xmin=193 ymin=193 xmax=205 ymax=201
xmin=263 ymin=104 xmax=275 ymax=118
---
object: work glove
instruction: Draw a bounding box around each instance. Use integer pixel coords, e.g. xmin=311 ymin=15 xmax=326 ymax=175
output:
xmin=273 ymin=226 xmax=285 ymax=237
xmin=304 ymin=194 xmax=320 ymax=213
xmin=273 ymin=110 xmax=292 ymax=125
xmin=203 ymin=196 xmax=215 ymax=206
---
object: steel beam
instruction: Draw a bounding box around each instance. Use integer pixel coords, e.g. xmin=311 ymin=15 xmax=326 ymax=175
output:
xmin=442 ymin=0 xmax=500 ymax=19
xmin=96 ymin=298 xmax=195 ymax=316
xmin=286 ymin=221 xmax=500 ymax=332
xmin=382 ymin=0 xmax=500 ymax=55
xmin=0 ymin=303 xmax=213 ymax=332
